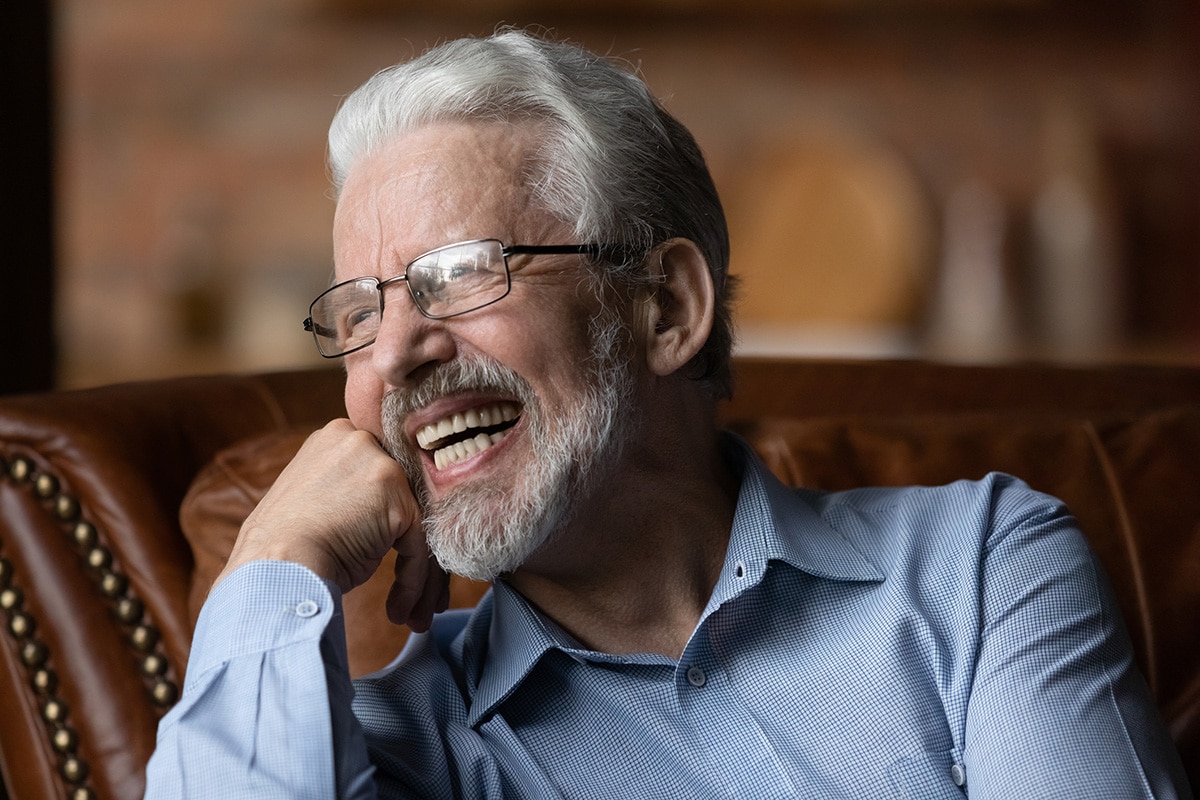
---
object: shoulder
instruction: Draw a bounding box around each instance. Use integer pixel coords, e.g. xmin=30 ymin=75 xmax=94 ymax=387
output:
xmin=792 ymin=473 xmax=1089 ymax=608
xmin=812 ymin=472 xmax=1075 ymax=551
xmin=817 ymin=470 xmax=1056 ymax=512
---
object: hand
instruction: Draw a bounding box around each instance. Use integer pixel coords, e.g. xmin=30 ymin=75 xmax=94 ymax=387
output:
xmin=217 ymin=419 xmax=449 ymax=631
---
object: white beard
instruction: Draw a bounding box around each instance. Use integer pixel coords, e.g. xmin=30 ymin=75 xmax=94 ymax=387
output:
xmin=381 ymin=310 xmax=635 ymax=580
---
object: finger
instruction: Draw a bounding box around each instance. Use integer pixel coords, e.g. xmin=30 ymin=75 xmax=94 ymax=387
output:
xmin=437 ymin=576 xmax=451 ymax=614
xmin=405 ymin=561 xmax=450 ymax=633
xmin=386 ymin=538 xmax=431 ymax=626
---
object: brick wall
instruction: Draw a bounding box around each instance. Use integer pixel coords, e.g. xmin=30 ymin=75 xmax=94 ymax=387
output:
xmin=55 ymin=0 xmax=1200 ymax=387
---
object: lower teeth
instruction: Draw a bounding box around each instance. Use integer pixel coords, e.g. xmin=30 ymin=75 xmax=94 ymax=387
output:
xmin=433 ymin=429 xmax=510 ymax=470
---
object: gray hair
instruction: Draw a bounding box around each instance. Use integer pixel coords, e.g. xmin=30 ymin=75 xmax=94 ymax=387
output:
xmin=328 ymin=29 xmax=735 ymax=399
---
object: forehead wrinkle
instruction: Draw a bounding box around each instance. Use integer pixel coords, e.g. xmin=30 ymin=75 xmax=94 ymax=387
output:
xmin=333 ymin=174 xmax=387 ymax=280
xmin=336 ymin=122 xmax=561 ymax=279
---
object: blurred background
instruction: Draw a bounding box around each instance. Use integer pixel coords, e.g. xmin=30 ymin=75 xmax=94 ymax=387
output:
xmin=4 ymin=0 xmax=1199 ymax=393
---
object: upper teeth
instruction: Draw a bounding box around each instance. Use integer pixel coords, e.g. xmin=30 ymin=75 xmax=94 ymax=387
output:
xmin=416 ymin=402 xmax=519 ymax=470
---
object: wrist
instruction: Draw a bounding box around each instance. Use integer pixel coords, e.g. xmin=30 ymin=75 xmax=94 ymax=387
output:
xmin=218 ymin=530 xmax=342 ymax=588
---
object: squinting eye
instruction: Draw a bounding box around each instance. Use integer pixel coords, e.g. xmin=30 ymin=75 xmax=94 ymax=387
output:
xmin=407 ymin=270 xmax=449 ymax=303
xmin=340 ymin=304 xmax=379 ymax=338
xmin=348 ymin=308 xmax=376 ymax=327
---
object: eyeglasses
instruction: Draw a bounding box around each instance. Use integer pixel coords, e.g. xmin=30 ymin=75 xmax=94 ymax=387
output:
xmin=304 ymin=238 xmax=604 ymax=358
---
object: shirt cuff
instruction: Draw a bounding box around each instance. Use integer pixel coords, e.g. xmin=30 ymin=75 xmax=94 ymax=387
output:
xmin=187 ymin=560 xmax=345 ymax=684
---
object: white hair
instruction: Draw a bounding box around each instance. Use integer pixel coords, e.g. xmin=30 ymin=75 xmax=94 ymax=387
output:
xmin=329 ymin=28 xmax=737 ymax=398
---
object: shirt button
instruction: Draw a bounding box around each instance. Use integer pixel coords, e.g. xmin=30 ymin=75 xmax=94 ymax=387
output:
xmin=686 ymin=666 xmax=707 ymax=687
xmin=295 ymin=599 xmax=320 ymax=618
xmin=950 ymin=763 xmax=966 ymax=787
xmin=734 ymin=560 xmax=747 ymax=579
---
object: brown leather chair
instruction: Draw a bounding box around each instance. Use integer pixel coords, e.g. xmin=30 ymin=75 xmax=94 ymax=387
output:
xmin=2 ymin=358 xmax=1198 ymax=799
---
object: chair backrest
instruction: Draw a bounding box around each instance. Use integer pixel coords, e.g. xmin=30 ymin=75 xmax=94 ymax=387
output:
xmin=1 ymin=359 xmax=1197 ymax=798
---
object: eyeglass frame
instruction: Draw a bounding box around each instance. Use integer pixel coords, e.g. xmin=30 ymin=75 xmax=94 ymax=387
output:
xmin=303 ymin=238 xmax=608 ymax=358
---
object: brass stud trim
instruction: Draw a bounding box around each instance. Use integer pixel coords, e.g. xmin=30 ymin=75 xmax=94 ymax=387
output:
xmin=85 ymin=546 xmax=111 ymax=571
xmin=3 ymin=448 xmax=182 ymax=799
xmin=52 ymin=725 xmax=79 ymax=753
xmin=60 ymin=754 xmax=89 ymax=784
xmin=99 ymin=570 xmax=127 ymax=597
xmin=20 ymin=638 xmax=48 ymax=667
xmin=116 ymin=596 xmax=144 ymax=625
xmin=152 ymin=678 xmax=179 ymax=707
xmin=8 ymin=455 xmax=32 ymax=482
xmin=55 ymin=494 xmax=81 ymax=521
xmin=34 ymin=473 xmax=59 ymax=499
xmin=141 ymin=652 xmax=168 ymax=677
xmin=9 ymin=610 xmax=35 ymax=638
xmin=131 ymin=624 xmax=159 ymax=652
xmin=32 ymin=667 xmax=57 ymax=695
xmin=42 ymin=697 xmax=69 ymax=724
xmin=0 ymin=586 xmax=23 ymax=611
xmin=72 ymin=521 xmax=97 ymax=549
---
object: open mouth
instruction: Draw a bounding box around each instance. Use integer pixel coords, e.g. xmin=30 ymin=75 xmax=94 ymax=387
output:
xmin=415 ymin=401 xmax=521 ymax=470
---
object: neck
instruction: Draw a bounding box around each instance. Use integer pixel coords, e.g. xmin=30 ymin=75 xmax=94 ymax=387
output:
xmin=506 ymin=385 xmax=740 ymax=659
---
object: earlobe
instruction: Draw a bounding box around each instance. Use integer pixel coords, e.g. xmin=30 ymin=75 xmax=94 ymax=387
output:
xmin=643 ymin=239 xmax=715 ymax=378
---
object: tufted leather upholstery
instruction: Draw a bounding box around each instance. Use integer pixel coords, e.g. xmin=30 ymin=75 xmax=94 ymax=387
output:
xmin=1 ymin=358 xmax=1197 ymax=799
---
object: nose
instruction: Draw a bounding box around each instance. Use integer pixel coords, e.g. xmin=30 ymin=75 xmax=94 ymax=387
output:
xmin=369 ymin=283 xmax=456 ymax=387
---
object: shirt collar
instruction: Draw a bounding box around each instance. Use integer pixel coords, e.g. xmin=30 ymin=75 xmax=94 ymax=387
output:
xmin=721 ymin=433 xmax=883 ymax=586
xmin=465 ymin=432 xmax=883 ymax=727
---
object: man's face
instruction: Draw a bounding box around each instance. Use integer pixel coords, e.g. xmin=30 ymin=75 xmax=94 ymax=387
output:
xmin=335 ymin=122 xmax=638 ymax=579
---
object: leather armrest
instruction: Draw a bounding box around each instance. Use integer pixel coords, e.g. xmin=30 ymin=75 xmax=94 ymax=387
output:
xmin=0 ymin=370 xmax=344 ymax=800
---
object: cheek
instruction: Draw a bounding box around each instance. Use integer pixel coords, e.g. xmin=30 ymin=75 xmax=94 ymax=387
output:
xmin=343 ymin=363 xmax=383 ymax=434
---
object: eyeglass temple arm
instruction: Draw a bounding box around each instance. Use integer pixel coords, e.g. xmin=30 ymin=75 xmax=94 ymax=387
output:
xmin=503 ymin=244 xmax=611 ymax=258
xmin=303 ymin=317 xmax=339 ymax=338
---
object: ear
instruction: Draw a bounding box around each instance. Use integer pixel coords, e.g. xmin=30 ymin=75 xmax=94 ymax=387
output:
xmin=641 ymin=238 xmax=716 ymax=378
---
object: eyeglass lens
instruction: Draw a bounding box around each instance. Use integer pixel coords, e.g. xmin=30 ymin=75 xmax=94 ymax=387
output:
xmin=409 ymin=239 xmax=508 ymax=318
xmin=307 ymin=239 xmax=510 ymax=357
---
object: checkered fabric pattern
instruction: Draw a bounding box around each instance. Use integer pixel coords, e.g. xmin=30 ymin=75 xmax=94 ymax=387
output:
xmin=146 ymin=436 xmax=1191 ymax=799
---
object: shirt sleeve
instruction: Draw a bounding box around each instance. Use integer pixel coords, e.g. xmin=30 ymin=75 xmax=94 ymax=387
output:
xmin=963 ymin=479 xmax=1193 ymax=799
xmin=144 ymin=560 xmax=378 ymax=800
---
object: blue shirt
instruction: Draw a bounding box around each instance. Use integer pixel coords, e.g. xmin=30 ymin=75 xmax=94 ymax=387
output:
xmin=146 ymin=437 xmax=1192 ymax=799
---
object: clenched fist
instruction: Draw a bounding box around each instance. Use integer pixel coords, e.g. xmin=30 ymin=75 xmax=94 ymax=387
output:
xmin=216 ymin=419 xmax=449 ymax=631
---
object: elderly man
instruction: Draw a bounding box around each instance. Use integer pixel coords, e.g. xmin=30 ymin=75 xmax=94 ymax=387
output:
xmin=146 ymin=29 xmax=1191 ymax=799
